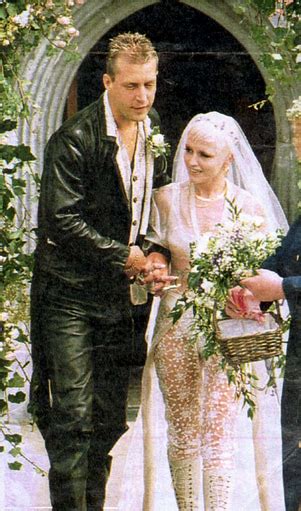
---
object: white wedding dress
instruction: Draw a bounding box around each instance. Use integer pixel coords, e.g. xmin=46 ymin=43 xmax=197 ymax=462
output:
xmin=118 ymin=180 xmax=286 ymax=511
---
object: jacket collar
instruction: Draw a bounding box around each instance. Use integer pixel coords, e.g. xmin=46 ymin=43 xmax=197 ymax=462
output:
xmin=97 ymin=92 xmax=115 ymax=142
xmin=101 ymin=90 xmax=152 ymax=138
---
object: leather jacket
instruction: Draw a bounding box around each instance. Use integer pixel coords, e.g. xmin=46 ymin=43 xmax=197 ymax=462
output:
xmin=34 ymin=94 xmax=170 ymax=299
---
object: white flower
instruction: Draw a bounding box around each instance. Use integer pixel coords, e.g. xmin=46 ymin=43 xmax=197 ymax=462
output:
xmin=201 ymin=279 xmax=214 ymax=293
xmin=12 ymin=10 xmax=31 ymax=27
xmin=296 ymin=53 xmax=301 ymax=64
xmin=152 ymin=133 xmax=164 ymax=146
xmin=0 ymin=312 xmax=9 ymax=322
xmin=10 ymin=328 xmax=20 ymax=340
xmin=147 ymin=127 xmax=170 ymax=159
xmin=271 ymin=53 xmax=283 ymax=60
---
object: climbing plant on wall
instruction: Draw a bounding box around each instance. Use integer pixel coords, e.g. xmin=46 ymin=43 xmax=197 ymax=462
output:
xmin=232 ymin=0 xmax=301 ymax=201
xmin=233 ymin=0 xmax=301 ymax=96
xmin=0 ymin=0 xmax=84 ymax=470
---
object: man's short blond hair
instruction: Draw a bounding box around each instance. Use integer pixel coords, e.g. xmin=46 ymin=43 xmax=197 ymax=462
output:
xmin=106 ymin=32 xmax=158 ymax=77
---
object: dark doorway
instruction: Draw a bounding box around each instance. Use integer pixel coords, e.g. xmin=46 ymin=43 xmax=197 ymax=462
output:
xmin=73 ymin=1 xmax=275 ymax=180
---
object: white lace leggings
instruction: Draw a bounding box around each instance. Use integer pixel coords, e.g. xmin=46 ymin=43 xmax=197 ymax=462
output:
xmin=154 ymin=325 xmax=239 ymax=470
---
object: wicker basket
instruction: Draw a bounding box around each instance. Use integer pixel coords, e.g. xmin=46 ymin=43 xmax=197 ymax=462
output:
xmin=213 ymin=302 xmax=283 ymax=366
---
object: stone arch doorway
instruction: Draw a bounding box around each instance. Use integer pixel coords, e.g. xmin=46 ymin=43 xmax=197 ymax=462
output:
xmin=73 ymin=2 xmax=276 ymax=181
xmin=18 ymin=0 xmax=298 ymax=220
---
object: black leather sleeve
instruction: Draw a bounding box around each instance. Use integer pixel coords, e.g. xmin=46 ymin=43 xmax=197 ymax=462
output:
xmin=38 ymin=130 xmax=130 ymax=270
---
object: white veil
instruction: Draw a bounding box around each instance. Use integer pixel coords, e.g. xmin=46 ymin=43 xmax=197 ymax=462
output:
xmin=172 ymin=112 xmax=288 ymax=233
xmin=117 ymin=112 xmax=287 ymax=511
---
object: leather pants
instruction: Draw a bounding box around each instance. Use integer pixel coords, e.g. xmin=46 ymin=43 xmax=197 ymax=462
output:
xmin=30 ymin=272 xmax=133 ymax=510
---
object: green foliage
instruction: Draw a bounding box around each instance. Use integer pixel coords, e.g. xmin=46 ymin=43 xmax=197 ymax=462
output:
xmin=232 ymin=0 xmax=301 ymax=98
xmin=232 ymin=0 xmax=301 ymax=209
xmin=1 ymin=1 xmax=81 ymax=124
xmin=0 ymin=0 xmax=83 ymax=473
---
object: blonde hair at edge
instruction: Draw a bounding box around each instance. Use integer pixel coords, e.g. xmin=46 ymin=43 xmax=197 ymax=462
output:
xmin=106 ymin=32 xmax=158 ymax=78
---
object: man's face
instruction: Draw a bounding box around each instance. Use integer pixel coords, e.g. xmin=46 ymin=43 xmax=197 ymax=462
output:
xmin=103 ymin=55 xmax=157 ymax=125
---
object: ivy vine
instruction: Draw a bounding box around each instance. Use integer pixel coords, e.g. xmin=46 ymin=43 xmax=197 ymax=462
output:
xmin=233 ymin=0 xmax=301 ymax=98
xmin=1 ymin=0 xmax=84 ymax=472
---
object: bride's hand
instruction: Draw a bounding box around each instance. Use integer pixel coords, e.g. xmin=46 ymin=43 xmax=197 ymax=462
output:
xmin=137 ymin=253 xmax=178 ymax=296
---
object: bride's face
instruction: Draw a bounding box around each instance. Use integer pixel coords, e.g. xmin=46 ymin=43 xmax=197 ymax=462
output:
xmin=184 ymin=127 xmax=230 ymax=187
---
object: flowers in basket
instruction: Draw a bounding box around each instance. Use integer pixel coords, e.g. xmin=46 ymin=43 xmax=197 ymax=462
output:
xmin=170 ymin=201 xmax=286 ymax=417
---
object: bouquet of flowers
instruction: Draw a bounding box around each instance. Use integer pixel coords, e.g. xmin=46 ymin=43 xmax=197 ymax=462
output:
xmin=171 ymin=201 xmax=286 ymax=417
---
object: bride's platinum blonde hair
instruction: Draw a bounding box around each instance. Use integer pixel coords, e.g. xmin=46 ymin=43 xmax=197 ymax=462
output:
xmin=172 ymin=112 xmax=288 ymax=233
xmin=187 ymin=122 xmax=230 ymax=154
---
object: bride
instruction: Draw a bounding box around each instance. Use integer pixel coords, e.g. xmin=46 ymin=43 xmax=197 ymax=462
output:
xmin=118 ymin=112 xmax=289 ymax=511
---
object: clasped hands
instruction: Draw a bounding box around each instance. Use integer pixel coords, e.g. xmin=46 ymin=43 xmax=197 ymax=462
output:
xmin=124 ymin=245 xmax=178 ymax=296
xmin=225 ymin=269 xmax=285 ymax=322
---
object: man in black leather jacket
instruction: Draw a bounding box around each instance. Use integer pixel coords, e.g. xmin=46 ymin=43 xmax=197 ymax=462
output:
xmin=30 ymin=33 xmax=170 ymax=510
xmin=227 ymin=216 xmax=301 ymax=511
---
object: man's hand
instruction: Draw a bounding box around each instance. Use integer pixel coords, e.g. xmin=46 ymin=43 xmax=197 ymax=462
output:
xmin=124 ymin=246 xmax=147 ymax=278
xmin=240 ymin=269 xmax=285 ymax=302
xmin=225 ymin=286 xmax=264 ymax=322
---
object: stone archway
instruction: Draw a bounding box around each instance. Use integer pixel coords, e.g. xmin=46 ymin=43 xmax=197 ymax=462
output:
xmin=17 ymin=0 xmax=299 ymax=221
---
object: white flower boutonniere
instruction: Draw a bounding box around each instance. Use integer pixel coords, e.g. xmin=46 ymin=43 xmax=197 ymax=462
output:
xmin=147 ymin=126 xmax=170 ymax=170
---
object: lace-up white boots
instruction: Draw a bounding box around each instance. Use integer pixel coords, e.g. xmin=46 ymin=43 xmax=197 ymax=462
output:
xmin=169 ymin=458 xmax=200 ymax=510
xmin=203 ymin=469 xmax=234 ymax=511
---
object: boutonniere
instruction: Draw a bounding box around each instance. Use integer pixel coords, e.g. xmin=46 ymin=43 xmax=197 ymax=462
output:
xmin=146 ymin=126 xmax=171 ymax=162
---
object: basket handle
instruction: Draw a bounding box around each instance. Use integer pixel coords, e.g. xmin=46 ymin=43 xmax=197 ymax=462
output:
xmin=269 ymin=300 xmax=283 ymax=327
xmin=212 ymin=303 xmax=220 ymax=333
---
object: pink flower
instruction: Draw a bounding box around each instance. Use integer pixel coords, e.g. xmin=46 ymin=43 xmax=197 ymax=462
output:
xmin=55 ymin=40 xmax=67 ymax=48
xmin=57 ymin=16 xmax=71 ymax=26
xmin=67 ymin=27 xmax=79 ymax=37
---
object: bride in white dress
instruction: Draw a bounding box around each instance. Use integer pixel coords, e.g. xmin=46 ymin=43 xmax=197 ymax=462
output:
xmin=118 ymin=112 xmax=289 ymax=511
